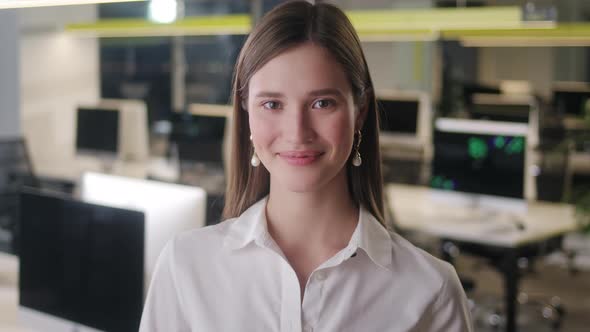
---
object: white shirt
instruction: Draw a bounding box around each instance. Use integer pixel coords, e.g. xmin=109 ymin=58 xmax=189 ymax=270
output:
xmin=140 ymin=198 xmax=473 ymax=332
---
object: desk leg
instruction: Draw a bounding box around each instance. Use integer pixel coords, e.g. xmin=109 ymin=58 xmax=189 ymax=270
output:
xmin=503 ymin=252 xmax=519 ymax=332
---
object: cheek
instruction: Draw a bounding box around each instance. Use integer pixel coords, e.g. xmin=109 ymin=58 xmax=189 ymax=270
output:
xmin=326 ymin=116 xmax=355 ymax=151
xmin=248 ymin=112 xmax=276 ymax=150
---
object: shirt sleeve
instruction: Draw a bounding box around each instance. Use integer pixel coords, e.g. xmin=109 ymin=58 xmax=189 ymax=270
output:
xmin=139 ymin=239 xmax=190 ymax=332
xmin=427 ymin=262 xmax=474 ymax=332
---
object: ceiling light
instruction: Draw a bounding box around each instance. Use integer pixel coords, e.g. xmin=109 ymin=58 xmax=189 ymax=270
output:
xmin=148 ymin=0 xmax=177 ymax=24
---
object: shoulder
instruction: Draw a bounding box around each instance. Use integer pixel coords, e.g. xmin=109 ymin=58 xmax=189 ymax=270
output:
xmin=160 ymin=199 xmax=266 ymax=267
xmin=387 ymin=231 xmax=459 ymax=293
xmin=163 ymin=218 xmax=239 ymax=264
xmin=386 ymin=232 xmax=473 ymax=330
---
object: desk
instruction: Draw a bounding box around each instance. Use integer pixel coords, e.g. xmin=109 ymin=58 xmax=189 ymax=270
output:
xmin=34 ymin=156 xmax=226 ymax=225
xmin=386 ymin=184 xmax=577 ymax=332
xmin=34 ymin=156 xmax=149 ymax=183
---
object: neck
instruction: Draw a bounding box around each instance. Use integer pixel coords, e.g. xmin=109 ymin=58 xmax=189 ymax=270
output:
xmin=265 ymin=169 xmax=359 ymax=254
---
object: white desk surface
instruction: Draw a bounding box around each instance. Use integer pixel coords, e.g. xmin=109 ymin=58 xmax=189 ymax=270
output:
xmin=387 ymin=184 xmax=578 ymax=248
xmin=34 ymin=156 xmax=151 ymax=183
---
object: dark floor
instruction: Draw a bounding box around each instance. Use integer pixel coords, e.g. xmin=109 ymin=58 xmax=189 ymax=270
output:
xmin=455 ymin=254 xmax=590 ymax=332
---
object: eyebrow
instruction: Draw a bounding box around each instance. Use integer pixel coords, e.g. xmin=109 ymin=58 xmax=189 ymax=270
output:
xmin=254 ymin=92 xmax=284 ymax=98
xmin=308 ymin=88 xmax=345 ymax=98
xmin=254 ymin=88 xmax=345 ymax=99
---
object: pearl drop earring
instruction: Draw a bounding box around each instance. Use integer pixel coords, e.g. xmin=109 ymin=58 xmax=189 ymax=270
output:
xmin=250 ymin=135 xmax=260 ymax=167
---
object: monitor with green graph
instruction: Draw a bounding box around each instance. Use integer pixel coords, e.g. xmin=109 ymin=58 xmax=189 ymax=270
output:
xmin=431 ymin=118 xmax=528 ymax=199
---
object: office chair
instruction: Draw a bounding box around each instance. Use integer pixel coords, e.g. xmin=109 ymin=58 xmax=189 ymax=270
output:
xmin=0 ymin=138 xmax=39 ymax=254
xmin=441 ymin=239 xmax=566 ymax=331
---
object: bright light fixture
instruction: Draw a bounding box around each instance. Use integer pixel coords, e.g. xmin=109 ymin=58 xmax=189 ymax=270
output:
xmin=461 ymin=37 xmax=590 ymax=47
xmin=0 ymin=0 xmax=145 ymax=9
xmin=148 ymin=0 xmax=177 ymax=24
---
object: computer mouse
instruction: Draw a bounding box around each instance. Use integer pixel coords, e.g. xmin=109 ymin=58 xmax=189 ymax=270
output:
xmin=512 ymin=219 xmax=526 ymax=231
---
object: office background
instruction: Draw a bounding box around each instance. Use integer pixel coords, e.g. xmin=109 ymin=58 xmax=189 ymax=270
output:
xmin=1 ymin=0 xmax=590 ymax=331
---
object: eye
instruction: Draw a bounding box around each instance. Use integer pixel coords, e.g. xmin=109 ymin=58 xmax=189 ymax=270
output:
xmin=312 ymin=99 xmax=334 ymax=109
xmin=262 ymin=100 xmax=281 ymax=110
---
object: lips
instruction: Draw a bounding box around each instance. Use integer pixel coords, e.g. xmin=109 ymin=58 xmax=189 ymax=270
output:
xmin=277 ymin=151 xmax=324 ymax=166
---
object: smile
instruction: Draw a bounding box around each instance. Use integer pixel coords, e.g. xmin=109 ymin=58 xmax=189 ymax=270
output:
xmin=277 ymin=151 xmax=324 ymax=166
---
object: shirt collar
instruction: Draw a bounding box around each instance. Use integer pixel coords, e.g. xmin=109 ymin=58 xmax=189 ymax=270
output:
xmin=351 ymin=206 xmax=393 ymax=271
xmin=223 ymin=197 xmax=269 ymax=250
xmin=223 ymin=198 xmax=393 ymax=271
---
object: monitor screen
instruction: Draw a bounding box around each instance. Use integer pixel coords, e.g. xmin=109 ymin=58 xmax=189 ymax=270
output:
xmin=431 ymin=130 xmax=526 ymax=199
xmin=19 ymin=190 xmax=144 ymax=332
xmin=169 ymin=112 xmax=226 ymax=164
xmin=377 ymin=99 xmax=420 ymax=134
xmin=553 ymin=90 xmax=590 ymax=116
xmin=75 ymin=107 xmax=119 ymax=154
xmin=463 ymin=82 xmax=501 ymax=104
xmin=470 ymin=103 xmax=530 ymax=123
xmin=80 ymin=172 xmax=207 ymax=293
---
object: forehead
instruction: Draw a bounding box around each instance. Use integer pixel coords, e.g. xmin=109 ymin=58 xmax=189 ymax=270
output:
xmin=248 ymin=42 xmax=351 ymax=96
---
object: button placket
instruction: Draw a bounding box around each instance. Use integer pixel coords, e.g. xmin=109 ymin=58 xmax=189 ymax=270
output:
xmin=279 ymin=260 xmax=301 ymax=332
xmin=301 ymin=269 xmax=326 ymax=332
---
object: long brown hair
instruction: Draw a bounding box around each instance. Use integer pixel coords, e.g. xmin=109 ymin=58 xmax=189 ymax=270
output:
xmin=222 ymin=0 xmax=385 ymax=225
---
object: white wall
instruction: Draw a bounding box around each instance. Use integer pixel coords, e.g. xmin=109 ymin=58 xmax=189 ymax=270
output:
xmin=478 ymin=47 xmax=555 ymax=99
xmin=477 ymin=0 xmax=590 ymax=97
xmin=335 ymin=0 xmax=437 ymax=95
xmin=19 ymin=5 xmax=100 ymax=166
xmin=0 ymin=10 xmax=20 ymax=139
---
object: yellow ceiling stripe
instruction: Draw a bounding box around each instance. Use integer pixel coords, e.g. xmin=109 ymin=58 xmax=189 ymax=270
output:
xmin=65 ymin=6 xmax=590 ymax=46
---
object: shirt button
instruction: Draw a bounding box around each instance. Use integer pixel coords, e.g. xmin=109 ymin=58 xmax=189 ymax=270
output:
xmin=315 ymin=271 xmax=327 ymax=281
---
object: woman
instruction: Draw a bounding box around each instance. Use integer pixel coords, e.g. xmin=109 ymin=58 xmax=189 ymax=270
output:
xmin=140 ymin=1 xmax=472 ymax=331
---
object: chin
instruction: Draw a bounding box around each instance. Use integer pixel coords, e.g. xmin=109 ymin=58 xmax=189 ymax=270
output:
xmin=277 ymin=178 xmax=323 ymax=193
xmin=273 ymin=170 xmax=342 ymax=194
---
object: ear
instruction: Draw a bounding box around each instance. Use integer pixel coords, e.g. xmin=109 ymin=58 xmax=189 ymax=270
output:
xmin=355 ymin=96 xmax=369 ymax=130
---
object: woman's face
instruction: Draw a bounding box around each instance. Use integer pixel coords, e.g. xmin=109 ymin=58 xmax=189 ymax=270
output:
xmin=247 ymin=42 xmax=363 ymax=193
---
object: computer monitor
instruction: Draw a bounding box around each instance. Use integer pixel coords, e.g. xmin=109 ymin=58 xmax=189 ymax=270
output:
xmin=470 ymin=93 xmax=533 ymax=124
xmin=553 ymin=82 xmax=590 ymax=117
xmin=76 ymin=99 xmax=150 ymax=164
xmin=377 ymin=91 xmax=431 ymax=137
xmin=171 ymin=103 xmax=231 ymax=168
xmin=19 ymin=189 xmax=144 ymax=332
xmin=75 ymin=107 xmax=119 ymax=157
xmin=463 ymin=81 xmax=501 ymax=107
xmin=377 ymin=98 xmax=420 ymax=134
xmin=376 ymin=91 xmax=433 ymax=161
xmin=80 ymin=172 xmax=207 ymax=292
xmin=430 ymin=118 xmax=534 ymax=212
xmin=171 ymin=114 xmax=225 ymax=163
xmin=98 ymin=99 xmax=150 ymax=162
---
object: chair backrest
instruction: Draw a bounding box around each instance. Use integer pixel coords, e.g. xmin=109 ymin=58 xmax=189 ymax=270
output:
xmin=0 ymin=138 xmax=37 ymax=193
xmin=0 ymin=138 xmax=38 ymax=254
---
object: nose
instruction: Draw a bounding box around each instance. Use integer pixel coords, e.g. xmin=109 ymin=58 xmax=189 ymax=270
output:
xmin=283 ymin=105 xmax=316 ymax=144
